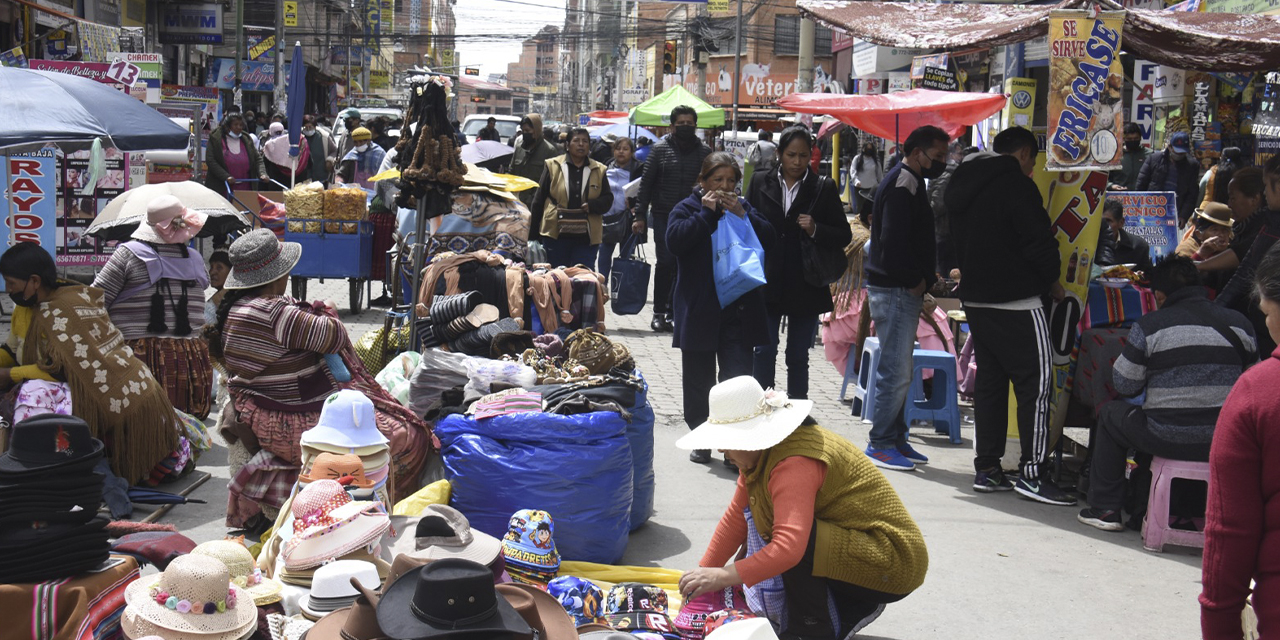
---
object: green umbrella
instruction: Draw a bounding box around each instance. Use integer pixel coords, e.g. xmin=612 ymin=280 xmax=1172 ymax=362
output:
xmin=629 ymin=85 xmax=725 ymax=128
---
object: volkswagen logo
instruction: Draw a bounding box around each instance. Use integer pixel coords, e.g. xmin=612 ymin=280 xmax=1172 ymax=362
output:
xmin=1012 ymin=90 xmax=1032 ymax=109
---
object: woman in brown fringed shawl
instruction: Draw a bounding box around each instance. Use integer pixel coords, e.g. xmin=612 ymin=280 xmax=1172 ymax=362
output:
xmin=0 ymin=243 xmax=178 ymax=483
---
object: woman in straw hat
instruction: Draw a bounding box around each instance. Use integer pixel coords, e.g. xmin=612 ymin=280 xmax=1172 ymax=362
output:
xmin=204 ymin=229 xmax=433 ymax=528
xmin=0 ymin=242 xmax=179 ymax=483
xmin=92 ymin=195 xmax=214 ymax=419
xmin=677 ymin=376 xmax=927 ymax=639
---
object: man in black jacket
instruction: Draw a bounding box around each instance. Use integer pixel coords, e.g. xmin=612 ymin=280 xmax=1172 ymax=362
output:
xmin=863 ymin=124 xmax=949 ymax=472
xmin=635 ymin=105 xmax=712 ymax=332
xmin=945 ymin=126 xmax=1073 ymax=506
xmin=1136 ymin=131 xmax=1199 ymax=226
xmin=1101 ymin=198 xmax=1154 ymax=274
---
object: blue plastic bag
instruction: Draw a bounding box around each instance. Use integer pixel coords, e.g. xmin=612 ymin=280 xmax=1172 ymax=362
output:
xmin=627 ymin=371 xmax=656 ymax=530
xmin=712 ymin=212 xmax=767 ymax=308
xmin=436 ymin=410 xmax=634 ymax=564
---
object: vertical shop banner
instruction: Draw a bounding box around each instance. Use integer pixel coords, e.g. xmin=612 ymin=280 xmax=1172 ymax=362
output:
xmin=4 ymin=150 xmax=58 ymax=259
xmin=1003 ymin=77 xmax=1037 ymax=128
xmin=58 ymin=149 xmax=128 ymax=266
xmin=1117 ymin=191 xmax=1179 ymax=262
xmin=1190 ymin=76 xmax=1217 ymax=159
xmin=1044 ymin=170 xmax=1109 ymax=431
xmin=1046 ymin=10 xmax=1125 ymax=172
xmin=1253 ymin=71 xmax=1280 ymax=138
xmin=1132 ymin=60 xmax=1158 ymax=148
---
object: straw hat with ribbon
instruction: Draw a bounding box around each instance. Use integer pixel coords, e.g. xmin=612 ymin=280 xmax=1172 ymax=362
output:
xmin=675 ymin=376 xmax=813 ymax=452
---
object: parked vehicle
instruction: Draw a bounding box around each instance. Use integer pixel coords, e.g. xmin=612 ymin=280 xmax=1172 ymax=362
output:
xmin=460 ymin=114 xmax=522 ymax=144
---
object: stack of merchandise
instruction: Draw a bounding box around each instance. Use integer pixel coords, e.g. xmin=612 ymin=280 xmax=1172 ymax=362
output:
xmin=299 ymin=390 xmax=393 ymax=509
xmin=323 ymin=186 xmax=368 ymax=234
xmin=420 ymin=291 xmax=520 ymax=355
xmin=604 ymin=583 xmax=680 ymax=640
xmin=277 ymin=479 xmax=391 ymax=588
xmin=500 ymin=509 xmax=560 ymax=587
xmin=0 ymin=415 xmax=111 ymax=583
xmin=121 ymin=555 xmax=258 ymax=640
xmin=191 ymin=540 xmax=284 ymax=607
xmin=298 ymin=559 xmax=381 ymax=621
xmin=285 ymin=182 xmax=326 ymax=233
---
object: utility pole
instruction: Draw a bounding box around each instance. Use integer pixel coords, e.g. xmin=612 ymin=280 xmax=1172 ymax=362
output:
xmin=696 ymin=2 xmax=707 ymax=101
xmin=235 ymin=0 xmax=244 ymax=109
xmin=274 ymin=0 xmax=285 ymax=113
xmin=731 ymin=0 xmax=742 ymax=134
xmin=798 ymin=17 xmax=815 ymax=93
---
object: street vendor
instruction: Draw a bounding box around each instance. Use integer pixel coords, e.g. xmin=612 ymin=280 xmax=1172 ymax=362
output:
xmin=677 ymin=376 xmax=928 ymax=639
xmin=204 ymin=229 xmax=432 ymax=528
xmin=93 ymin=195 xmax=213 ymax=420
xmin=206 ymin=113 xmax=268 ymax=193
xmin=337 ymin=127 xmax=387 ymax=190
xmin=0 ymin=242 xmax=179 ymax=484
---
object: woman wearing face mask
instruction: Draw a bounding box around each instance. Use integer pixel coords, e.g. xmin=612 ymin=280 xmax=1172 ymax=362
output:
xmin=747 ymin=126 xmax=852 ymax=402
xmin=668 ymin=152 xmax=776 ymax=465
xmin=337 ymin=127 xmax=388 ymax=190
xmin=0 ymin=243 xmax=180 ymax=484
xmin=597 ymin=136 xmax=644 ymax=281
xmin=300 ymin=115 xmax=336 ymax=186
xmin=849 ymin=142 xmax=883 ymax=218
xmin=1198 ymin=167 xmax=1267 ymax=288
xmin=205 ymin=113 xmax=268 ymax=194
xmin=529 ymin=128 xmax=614 ymax=268
xmin=262 ymin=121 xmax=312 ymax=186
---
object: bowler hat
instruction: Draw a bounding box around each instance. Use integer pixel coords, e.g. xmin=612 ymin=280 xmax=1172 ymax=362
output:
xmin=377 ymin=557 xmax=533 ymax=639
xmin=0 ymin=414 xmax=104 ymax=476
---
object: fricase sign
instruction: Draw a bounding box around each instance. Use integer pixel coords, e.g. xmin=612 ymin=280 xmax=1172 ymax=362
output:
xmin=1046 ymin=10 xmax=1125 ymax=172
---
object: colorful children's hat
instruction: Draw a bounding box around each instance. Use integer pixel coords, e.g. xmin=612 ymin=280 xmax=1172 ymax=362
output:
xmin=284 ymin=479 xmax=390 ymax=570
xmin=604 ymin=583 xmax=677 ymax=640
xmin=301 ymin=390 xmax=389 ymax=449
xmin=673 ymin=587 xmax=748 ymax=640
xmin=548 ymin=576 xmax=606 ymax=626
xmin=502 ymin=509 xmax=561 ymax=573
xmin=122 ymin=554 xmax=257 ymax=638
xmin=191 ymin=539 xmax=283 ymax=606
xmin=701 ymin=610 xmax=761 ymax=638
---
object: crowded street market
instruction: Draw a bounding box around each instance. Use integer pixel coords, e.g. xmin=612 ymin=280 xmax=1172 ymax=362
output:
xmin=3 ymin=0 xmax=1280 ymax=637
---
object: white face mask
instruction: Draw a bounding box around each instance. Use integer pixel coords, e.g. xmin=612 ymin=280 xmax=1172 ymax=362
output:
xmin=355 ymin=143 xmax=370 ymax=153
xmin=227 ymin=131 xmax=242 ymax=139
xmin=303 ymin=128 xmax=315 ymax=137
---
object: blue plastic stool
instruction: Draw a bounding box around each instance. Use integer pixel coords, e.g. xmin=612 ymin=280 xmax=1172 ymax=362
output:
xmin=851 ymin=337 xmax=882 ymax=420
xmin=904 ymin=348 xmax=963 ymax=444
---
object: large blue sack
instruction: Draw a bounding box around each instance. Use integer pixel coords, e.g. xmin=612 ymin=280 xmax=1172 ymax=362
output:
xmin=627 ymin=372 xmax=656 ymax=530
xmin=711 ymin=212 xmax=767 ymax=307
xmin=436 ymin=410 xmax=634 ymax=564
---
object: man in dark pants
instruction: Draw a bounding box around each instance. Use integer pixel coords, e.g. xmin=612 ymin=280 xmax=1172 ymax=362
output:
xmin=1078 ymin=256 xmax=1255 ymax=530
xmin=944 ymin=126 xmax=1071 ymax=505
xmin=635 ymin=105 xmax=712 ymax=332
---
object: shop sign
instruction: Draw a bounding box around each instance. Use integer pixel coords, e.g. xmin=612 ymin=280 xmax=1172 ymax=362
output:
xmin=124 ymin=53 xmax=164 ymax=103
xmin=1152 ymin=66 xmax=1185 ymax=104
xmin=1117 ymin=191 xmax=1180 ymax=261
xmin=910 ymin=53 xmax=950 ymax=79
xmin=3 ymin=150 xmax=58 ymax=259
xmin=1131 ymin=60 xmax=1158 ymax=148
xmin=1190 ymin=78 xmax=1213 ymax=150
xmin=0 ymin=47 xmax=27 ymax=68
xmin=682 ymin=72 xmax=803 ymax=107
xmin=1254 ymin=71 xmax=1280 ymax=138
xmin=1003 ymin=77 xmax=1037 ymax=128
xmin=920 ymin=67 xmax=958 ymax=91
xmin=852 ymin=41 xmax=917 ymax=77
xmin=370 ymin=70 xmax=390 ymax=90
xmin=284 ymin=1 xmax=298 ymax=27
xmin=887 ymin=72 xmax=911 ymax=93
xmin=246 ymin=28 xmax=276 ymax=61
xmin=1202 ymin=0 xmax=1280 ymax=13
xmin=832 ymin=28 xmax=854 ymax=54
xmin=206 ymin=58 xmax=275 ymax=92
xmin=853 ymin=74 xmax=887 ymax=95
xmin=57 ymin=148 xmax=131 ymax=266
xmin=159 ymin=3 xmax=224 ymax=45
xmin=1046 ymin=9 xmax=1125 ymax=172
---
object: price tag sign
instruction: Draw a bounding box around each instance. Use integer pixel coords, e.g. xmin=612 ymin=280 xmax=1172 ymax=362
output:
xmin=106 ymin=57 xmax=142 ymax=87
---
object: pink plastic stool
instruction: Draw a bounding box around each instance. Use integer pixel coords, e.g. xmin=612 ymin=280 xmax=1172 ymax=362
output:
xmin=1141 ymin=456 xmax=1210 ymax=552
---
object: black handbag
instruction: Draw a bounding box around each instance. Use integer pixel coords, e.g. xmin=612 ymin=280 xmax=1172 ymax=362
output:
xmin=797 ymin=176 xmax=848 ymax=287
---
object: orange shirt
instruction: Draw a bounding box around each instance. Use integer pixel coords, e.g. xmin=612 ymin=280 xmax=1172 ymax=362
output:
xmin=699 ymin=456 xmax=828 ymax=587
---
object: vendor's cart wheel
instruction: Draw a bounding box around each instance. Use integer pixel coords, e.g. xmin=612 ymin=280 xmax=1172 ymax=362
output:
xmin=292 ymin=276 xmax=308 ymax=301
xmin=349 ymin=279 xmax=365 ymax=315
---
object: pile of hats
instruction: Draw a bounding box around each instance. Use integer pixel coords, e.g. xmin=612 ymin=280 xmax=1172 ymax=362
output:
xmin=300 ymin=390 xmax=392 ymax=508
xmin=387 ymin=504 xmax=507 ymax=586
xmin=421 ymin=291 xmax=521 ymax=355
xmin=603 ymin=583 xmax=681 ymax=640
xmin=276 ymin=479 xmax=391 ymax=588
xmin=548 ymin=576 xmax=607 ymax=627
xmin=298 ymin=559 xmax=381 ymax=621
xmin=673 ymin=587 xmax=749 ymax=640
xmin=191 ymin=540 xmax=284 ymax=608
xmin=501 ymin=509 xmax=561 ymax=587
xmin=0 ymin=415 xmax=111 ymax=583
xmin=122 ymin=554 xmax=259 ymax=640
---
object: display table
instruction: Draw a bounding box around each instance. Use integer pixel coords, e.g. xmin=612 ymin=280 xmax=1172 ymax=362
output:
xmin=0 ymin=555 xmax=139 ymax=640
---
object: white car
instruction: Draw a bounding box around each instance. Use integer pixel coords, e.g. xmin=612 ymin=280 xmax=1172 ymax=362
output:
xmin=460 ymin=115 xmax=522 ymax=145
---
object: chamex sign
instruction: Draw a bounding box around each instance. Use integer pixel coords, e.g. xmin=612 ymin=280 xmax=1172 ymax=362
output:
xmin=159 ymin=3 xmax=224 ymax=45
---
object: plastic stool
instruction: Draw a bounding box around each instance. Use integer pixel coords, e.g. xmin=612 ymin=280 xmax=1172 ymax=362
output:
xmin=904 ymin=349 xmax=963 ymax=444
xmin=839 ymin=342 xmax=858 ymax=402
xmin=851 ymin=337 xmax=882 ymax=420
xmin=1142 ymin=456 xmax=1210 ymax=552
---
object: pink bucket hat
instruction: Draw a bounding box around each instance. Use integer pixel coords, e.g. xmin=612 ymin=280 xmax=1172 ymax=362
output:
xmin=133 ymin=194 xmax=207 ymax=245
xmin=283 ymin=479 xmax=390 ymax=571
xmin=673 ymin=587 xmax=747 ymax=640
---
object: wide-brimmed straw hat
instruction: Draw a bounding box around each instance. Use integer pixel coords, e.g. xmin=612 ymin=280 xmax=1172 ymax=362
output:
xmin=675 ymin=376 xmax=812 ymax=452
xmin=122 ymin=554 xmax=257 ymax=639
xmin=283 ymin=479 xmax=390 ymax=571
xmin=224 ymin=228 xmax=302 ymax=290
xmin=132 ymin=194 xmax=207 ymax=244
xmin=191 ymin=539 xmax=284 ymax=606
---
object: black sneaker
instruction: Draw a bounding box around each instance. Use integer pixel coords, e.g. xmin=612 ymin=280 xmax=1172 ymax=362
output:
xmin=972 ymin=467 xmax=1014 ymax=493
xmin=689 ymin=449 xmax=711 ymax=464
xmin=651 ymin=317 xmax=667 ymax=332
xmin=1078 ymin=508 xmax=1124 ymax=531
xmin=1014 ymin=476 xmax=1078 ymax=506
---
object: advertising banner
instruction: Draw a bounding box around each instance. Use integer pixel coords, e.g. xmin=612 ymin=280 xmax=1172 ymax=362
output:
xmin=1132 ymin=60 xmax=1158 ymax=148
xmin=920 ymin=67 xmax=958 ymax=91
xmin=1116 ymin=191 xmax=1180 ymax=262
xmin=1253 ymin=71 xmax=1280 ymax=138
xmin=207 ymin=58 xmax=275 ymax=91
xmin=245 ymin=27 xmax=276 ymax=61
xmin=1003 ymin=77 xmax=1037 ymax=128
xmin=1043 ymin=170 xmax=1109 ymax=431
xmin=3 ymin=150 xmax=58 ymax=259
xmin=1046 ymin=10 xmax=1125 ymax=172
xmin=159 ymin=3 xmax=224 ymax=45
xmin=58 ymin=148 xmax=129 ymax=266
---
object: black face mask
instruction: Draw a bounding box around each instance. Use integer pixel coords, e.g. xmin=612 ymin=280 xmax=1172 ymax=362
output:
xmin=1125 ymin=140 xmax=1143 ymax=153
xmin=920 ymin=156 xmax=946 ymax=180
xmin=674 ymin=125 xmax=697 ymax=141
xmin=10 ymin=281 xmax=36 ymax=308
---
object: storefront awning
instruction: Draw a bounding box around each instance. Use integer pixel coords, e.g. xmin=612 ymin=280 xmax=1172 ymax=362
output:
xmin=798 ymin=0 xmax=1280 ymax=72
xmin=777 ymin=89 xmax=1007 ymax=141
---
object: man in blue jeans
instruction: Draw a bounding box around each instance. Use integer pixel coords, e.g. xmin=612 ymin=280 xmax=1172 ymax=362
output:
xmin=864 ymin=125 xmax=950 ymax=471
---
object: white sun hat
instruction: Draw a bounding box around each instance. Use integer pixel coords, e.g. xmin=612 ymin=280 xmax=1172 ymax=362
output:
xmin=674 ymin=376 xmax=812 ymax=452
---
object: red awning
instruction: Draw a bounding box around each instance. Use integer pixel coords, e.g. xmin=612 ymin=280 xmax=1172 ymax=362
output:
xmin=777 ymin=90 xmax=1008 ymax=142
xmin=798 ymin=0 xmax=1280 ymax=72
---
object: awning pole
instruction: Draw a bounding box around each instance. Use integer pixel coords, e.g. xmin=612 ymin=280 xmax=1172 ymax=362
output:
xmin=731 ymin=0 xmax=742 ymax=136
xmin=4 ymin=153 xmax=13 ymax=248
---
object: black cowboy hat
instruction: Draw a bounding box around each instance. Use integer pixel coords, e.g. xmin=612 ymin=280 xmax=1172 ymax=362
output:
xmin=377 ymin=557 xmax=532 ymax=640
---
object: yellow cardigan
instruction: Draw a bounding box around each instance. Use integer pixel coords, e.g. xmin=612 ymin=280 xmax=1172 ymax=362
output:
xmin=0 ymin=305 xmax=56 ymax=383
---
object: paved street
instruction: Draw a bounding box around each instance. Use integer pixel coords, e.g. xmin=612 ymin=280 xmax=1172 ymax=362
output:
xmin=165 ymin=272 xmax=1203 ymax=639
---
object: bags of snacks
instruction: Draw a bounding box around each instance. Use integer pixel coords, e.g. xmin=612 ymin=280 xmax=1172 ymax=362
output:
xmin=285 ymin=182 xmax=325 ymax=233
xmin=324 ymin=187 xmax=368 ymax=234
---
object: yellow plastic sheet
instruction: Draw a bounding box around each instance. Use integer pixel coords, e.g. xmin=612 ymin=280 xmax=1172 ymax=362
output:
xmin=392 ymin=479 xmax=453 ymax=516
xmin=559 ymin=560 xmax=686 ymax=611
xmin=491 ymin=173 xmax=539 ymax=193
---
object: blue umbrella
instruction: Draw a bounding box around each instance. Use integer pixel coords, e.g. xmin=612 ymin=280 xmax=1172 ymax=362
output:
xmin=591 ymin=122 xmax=658 ymax=143
xmin=286 ymin=41 xmax=307 ymax=184
xmin=0 ymin=67 xmax=189 ymax=151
